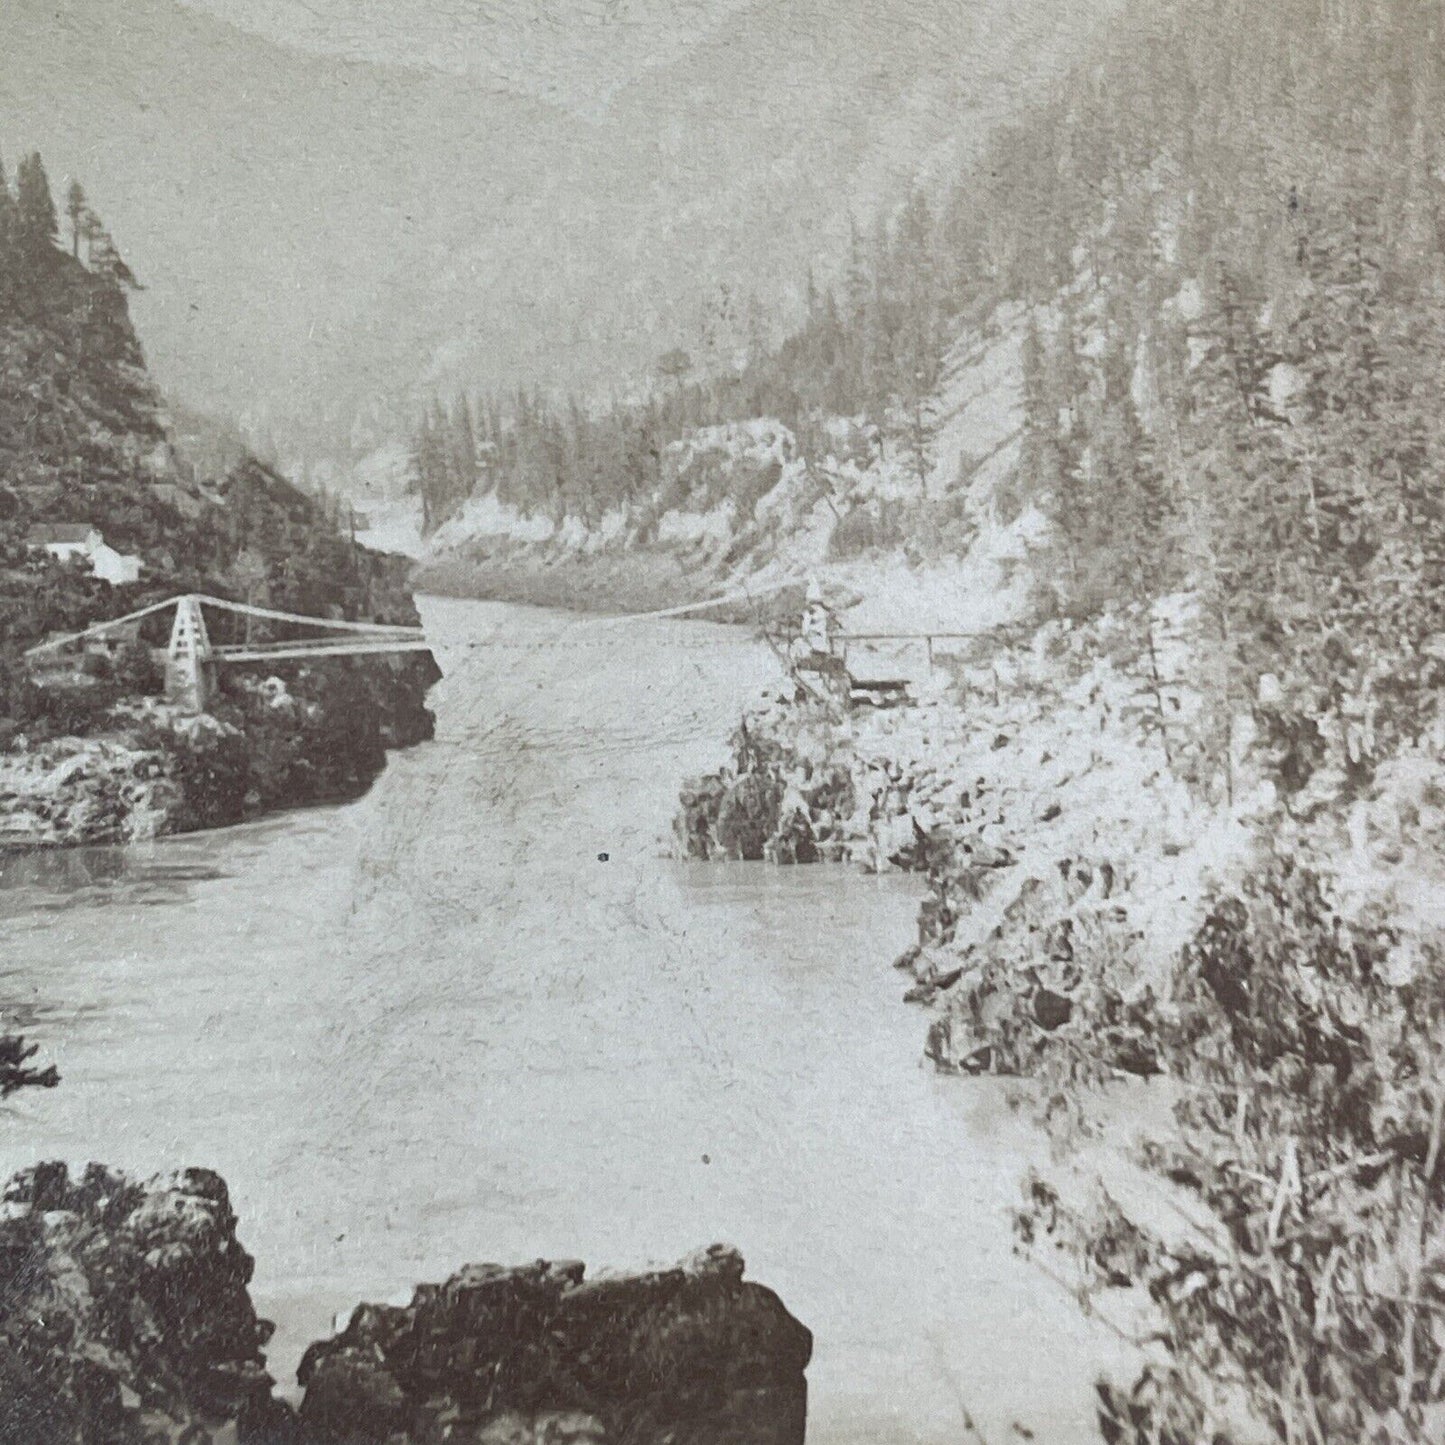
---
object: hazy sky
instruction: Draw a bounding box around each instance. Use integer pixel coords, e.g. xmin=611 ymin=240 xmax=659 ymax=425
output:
xmin=6 ymin=0 xmax=1109 ymax=456
xmin=175 ymin=0 xmax=757 ymax=108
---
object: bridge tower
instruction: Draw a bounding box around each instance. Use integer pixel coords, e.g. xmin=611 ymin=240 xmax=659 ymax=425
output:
xmin=165 ymin=595 xmax=214 ymax=712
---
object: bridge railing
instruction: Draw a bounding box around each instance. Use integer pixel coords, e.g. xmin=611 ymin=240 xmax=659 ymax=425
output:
xmin=188 ymin=594 xmax=424 ymax=640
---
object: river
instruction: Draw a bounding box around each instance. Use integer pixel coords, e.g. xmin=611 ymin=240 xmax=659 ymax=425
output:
xmin=0 ymin=595 xmax=1129 ymax=1443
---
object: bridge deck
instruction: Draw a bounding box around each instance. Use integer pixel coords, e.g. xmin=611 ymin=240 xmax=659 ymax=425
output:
xmin=212 ymin=639 xmax=435 ymax=662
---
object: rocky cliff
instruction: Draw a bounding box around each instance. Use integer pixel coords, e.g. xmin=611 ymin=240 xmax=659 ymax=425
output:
xmin=0 ymin=163 xmax=440 ymax=850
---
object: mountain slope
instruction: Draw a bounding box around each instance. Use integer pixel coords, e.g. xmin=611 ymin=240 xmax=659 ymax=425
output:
xmin=1 ymin=0 xmax=1114 ymax=455
xmin=648 ymin=4 xmax=1445 ymax=1442
xmin=0 ymin=157 xmax=438 ymax=846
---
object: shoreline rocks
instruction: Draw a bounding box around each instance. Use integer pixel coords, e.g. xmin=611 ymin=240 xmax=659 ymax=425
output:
xmin=674 ymin=624 xmax=1221 ymax=1083
xmin=675 ymin=694 xmax=961 ymax=872
xmin=0 ymin=734 xmax=181 ymax=850
xmin=0 ymin=1163 xmax=811 ymax=1445
xmin=297 ymin=1243 xmax=810 ymax=1445
xmin=0 ymin=652 xmax=438 ymax=854
xmin=0 ymin=1162 xmax=282 ymax=1444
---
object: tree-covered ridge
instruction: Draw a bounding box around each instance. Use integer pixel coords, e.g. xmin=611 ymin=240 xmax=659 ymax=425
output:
xmin=992 ymin=0 xmax=1445 ymax=800
xmin=917 ymin=5 xmax=1445 ymax=1439
xmin=420 ymin=0 xmax=1445 ymax=796
xmin=406 ymin=193 xmax=958 ymax=533
xmin=0 ymin=149 xmax=169 ymax=536
xmin=0 ymin=144 xmax=421 ymax=644
xmin=0 ymin=145 xmax=437 ymax=827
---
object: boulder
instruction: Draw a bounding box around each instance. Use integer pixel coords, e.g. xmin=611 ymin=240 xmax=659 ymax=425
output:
xmin=0 ymin=1167 xmax=811 ymax=1445
xmin=0 ymin=1162 xmax=281 ymax=1444
xmin=1031 ymin=986 xmax=1075 ymax=1031
xmin=296 ymin=1244 xmax=811 ymax=1445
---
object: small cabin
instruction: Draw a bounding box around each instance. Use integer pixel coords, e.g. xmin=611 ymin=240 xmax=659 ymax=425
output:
xmin=89 ymin=543 xmax=143 ymax=585
xmin=25 ymin=523 xmax=143 ymax=586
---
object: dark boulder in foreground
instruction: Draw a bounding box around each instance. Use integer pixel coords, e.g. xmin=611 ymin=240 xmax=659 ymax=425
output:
xmin=0 ymin=1161 xmax=282 ymax=1444
xmin=0 ymin=1160 xmax=811 ymax=1445
xmin=296 ymin=1242 xmax=812 ymax=1445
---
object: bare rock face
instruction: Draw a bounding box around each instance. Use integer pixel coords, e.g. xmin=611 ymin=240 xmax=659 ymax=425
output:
xmin=0 ymin=1161 xmax=283 ymax=1444
xmin=296 ymin=1243 xmax=812 ymax=1445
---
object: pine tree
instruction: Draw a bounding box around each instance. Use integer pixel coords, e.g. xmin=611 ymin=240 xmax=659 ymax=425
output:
xmin=65 ymin=180 xmax=87 ymax=259
xmin=1035 ymin=305 xmax=1096 ymax=603
xmin=1184 ymin=266 xmax=1294 ymax=679
xmin=15 ymin=152 xmax=58 ymax=252
xmin=86 ymin=223 xmax=142 ymax=290
xmin=0 ymin=151 xmax=16 ymax=260
xmin=1015 ymin=315 xmax=1062 ymax=511
xmin=407 ymin=412 xmax=448 ymax=535
xmin=449 ymin=393 xmax=478 ymax=500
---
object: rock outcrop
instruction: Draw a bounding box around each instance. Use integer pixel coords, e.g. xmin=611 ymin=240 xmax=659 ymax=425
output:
xmin=0 ymin=735 xmax=180 ymax=850
xmin=0 ymin=1164 xmax=811 ymax=1445
xmin=0 ymin=1162 xmax=284 ymax=1444
xmin=296 ymin=1243 xmax=812 ymax=1445
xmin=0 ymin=646 xmax=439 ymax=853
xmin=675 ymin=694 xmax=966 ymax=872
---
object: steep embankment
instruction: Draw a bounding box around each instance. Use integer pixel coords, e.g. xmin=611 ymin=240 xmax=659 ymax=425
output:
xmin=0 ymin=156 xmax=438 ymax=848
xmin=669 ymin=0 xmax=1445 ymax=1437
xmin=675 ymin=465 xmax=1445 ymax=1443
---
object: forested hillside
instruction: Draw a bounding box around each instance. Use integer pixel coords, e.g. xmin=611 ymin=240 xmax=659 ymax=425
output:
xmin=406 ymin=190 xmax=964 ymax=535
xmin=647 ymin=3 xmax=1445 ymax=1441
xmin=0 ymin=148 xmax=403 ymax=631
xmin=0 ymin=152 xmax=171 ymax=535
xmin=0 ymin=146 xmax=437 ymax=844
xmin=421 ymin=0 xmax=1445 ymax=786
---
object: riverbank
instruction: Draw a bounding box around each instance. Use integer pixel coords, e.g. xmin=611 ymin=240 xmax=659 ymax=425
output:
xmin=0 ymin=651 xmax=439 ymax=852
xmin=418 ymin=543 xmax=801 ymax=625
xmin=2 ymin=595 xmax=1127 ymax=1445
xmin=2 ymin=551 xmax=440 ymax=852
xmin=676 ymin=601 xmax=1445 ymax=1440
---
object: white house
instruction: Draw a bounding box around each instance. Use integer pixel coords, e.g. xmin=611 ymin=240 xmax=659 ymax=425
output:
xmin=26 ymin=523 xmax=143 ymax=585
xmin=89 ymin=543 xmax=143 ymax=585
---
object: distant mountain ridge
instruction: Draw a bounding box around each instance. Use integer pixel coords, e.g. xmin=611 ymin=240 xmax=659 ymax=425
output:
xmin=2 ymin=0 xmax=1115 ymax=461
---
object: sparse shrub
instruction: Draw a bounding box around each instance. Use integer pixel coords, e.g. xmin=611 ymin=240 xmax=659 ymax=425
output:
xmin=1016 ymin=855 xmax=1445 ymax=1444
xmin=111 ymin=640 xmax=163 ymax=695
xmin=0 ymin=1036 xmax=58 ymax=1097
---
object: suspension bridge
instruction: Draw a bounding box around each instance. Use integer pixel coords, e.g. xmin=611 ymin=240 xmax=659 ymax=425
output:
xmin=23 ymin=594 xmax=432 ymax=712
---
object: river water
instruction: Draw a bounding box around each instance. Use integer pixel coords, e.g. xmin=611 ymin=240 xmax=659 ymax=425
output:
xmin=0 ymin=596 xmax=1128 ymax=1443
